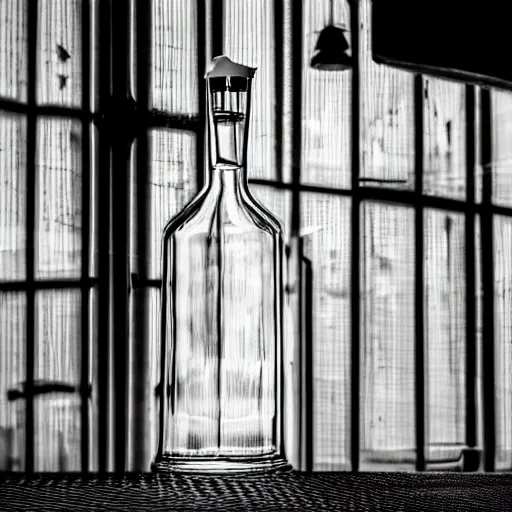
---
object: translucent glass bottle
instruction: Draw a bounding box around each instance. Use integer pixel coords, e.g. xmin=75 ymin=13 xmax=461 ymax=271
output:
xmin=152 ymin=57 xmax=290 ymax=473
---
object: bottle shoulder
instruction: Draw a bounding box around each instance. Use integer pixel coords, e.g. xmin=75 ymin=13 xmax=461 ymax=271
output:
xmin=161 ymin=192 xmax=207 ymax=239
xmin=242 ymin=190 xmax=284 ymax=235
xmin=162 ymin=189 xmax=282 ymax=241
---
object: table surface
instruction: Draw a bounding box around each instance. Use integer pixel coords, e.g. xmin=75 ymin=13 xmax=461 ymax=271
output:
xmin=1 ymin=472 xmax=512 ymax=511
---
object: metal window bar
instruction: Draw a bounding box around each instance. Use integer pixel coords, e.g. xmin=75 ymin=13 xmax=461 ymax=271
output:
xmin=127 ymin=0 xmax=150 ymax=472
xmin=25 ymin=0 xmax=38 ymax=475
xmin=0 ymin=278 xmax=100 ymax=292
xmin=197 ymin=0 xmax=207 ymax=191
xmin=273 ymin=0 xmax=284 ymax=183
xmin=465 ymin=85 xmax=478 ymax=463
xmin=480 ymin=87 xmax=495 ymax=472
xmin=248 ymin=178 xmax=512 ymax=218
xmin=0 ymin=100 xmax=94 ymax=119
xmin=80 ymin=0 xmax=92 ymax=474
xmin=211 ymin=0 xmax=224 ymax=59
xmin=414 ymin=73 xmax=426 ymax=472
xmin=349 ymin=0 xmax=361 ymax=473
xmin=97 ymin=0 xmax=113 ymax=474
xmin=290 ymin=0 xmax=302 ymax=238
xmin=110 ymin=0 xmax=131 ymax=474
xmin=290 ymin=0 xmax=309 ymax=472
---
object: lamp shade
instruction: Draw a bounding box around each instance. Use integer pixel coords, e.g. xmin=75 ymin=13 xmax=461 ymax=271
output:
xmin=310 ymin=25 xmax=352 ymax=71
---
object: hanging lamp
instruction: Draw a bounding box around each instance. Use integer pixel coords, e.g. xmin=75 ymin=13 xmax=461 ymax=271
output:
xmin=310 ymin=0 xmax=352 ymax=70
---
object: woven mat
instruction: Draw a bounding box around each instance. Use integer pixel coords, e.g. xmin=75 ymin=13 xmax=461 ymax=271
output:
xmin=1 ymin=472 xmax=512 ymax=511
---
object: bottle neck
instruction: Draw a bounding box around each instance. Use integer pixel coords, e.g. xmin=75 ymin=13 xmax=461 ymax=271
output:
xmin=207 ymin=165 xmax=247 ymax=199
xmin=207 ymin=76 xmax=252 ymax=172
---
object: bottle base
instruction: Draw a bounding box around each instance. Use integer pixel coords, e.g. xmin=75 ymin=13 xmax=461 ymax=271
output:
xmin=151 ymin=452 xmax=292 ymax=474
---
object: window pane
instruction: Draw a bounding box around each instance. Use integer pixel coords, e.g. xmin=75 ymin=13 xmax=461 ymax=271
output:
xmin=301 ymin=193 xmax=351 ymax=470
xmin=475 ymin=88 xmax=482 ymax=204
xmin=494 ymin=215 xmax=512 ymax=469
xmin=36 ymin=117 xmax=82 ymax=279
xmin=301 ymin=0 xmax=351 ymax=189
xmin=0 ymin=112 xmax=26 ymax=281
xmin=475 ymin=216 xmax=483 ymax=454
xmin=492 ymin=91 xmax=512 ymax=207
xmin=147 ymin=129 xmax=196 ymax=279
xmin=423 ymin=78 xmax=466 ymax=200
xmin=0 ymin=292 xmax=26 ymax=471
xmin=0 ymin=0 xmax=27 ymax=101
xmin=34 ymin=393 xmax=81 ymax=471
xmin=151 ymin=0 xmax=198 ymax=114
xmin=424 ymin=210 xmax=466 ymax=462
xmin=35 ymin=289 xmax=81 ymax=385
xmin=360 ymin=0 xmax=414 ymax=190
xmin=360 ymin=201 xmax=415 ymax=470
xmin=89 ymin=286 xmax=98 ymax=471
xmin=89 ymin=124 xmax=99 ymax=278
xmin=35 ymin=289 xmax=81 ymax=471
xmin=147 ymin=287 xmax=161 ymax=464
xmin=224 ymin=0 xmax=278 ymax=181
xmin=37 ymin=0 xmax=82 ymax=107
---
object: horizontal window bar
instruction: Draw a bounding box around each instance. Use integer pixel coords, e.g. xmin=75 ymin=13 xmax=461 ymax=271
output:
xmin=0 ymin=99 xmax=199 ymax=131
xmin=250 ymin=178 xmax=352 ymax=196
xmin=250 ymin=179 xmax=512 ymax=215
xmin=0 ymin=278 xmax=99 ymax=291
xmin=490 ymin=204 xmax=512 ymax=217
xmin=130 ymin=273 xmax=160 ymax=289
xmin=7 ymin=380 xmax=92 ymax=401
xmin=0 ymin=98 xmax=93 ymax=119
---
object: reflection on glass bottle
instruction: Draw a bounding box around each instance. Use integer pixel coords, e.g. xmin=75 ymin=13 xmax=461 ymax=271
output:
xmin=152 ymin=57 xmax=290 ymax=473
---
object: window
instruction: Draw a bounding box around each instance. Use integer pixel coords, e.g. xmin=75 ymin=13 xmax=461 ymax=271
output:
xmin=1 ymin=0 xmax=512 ymax=474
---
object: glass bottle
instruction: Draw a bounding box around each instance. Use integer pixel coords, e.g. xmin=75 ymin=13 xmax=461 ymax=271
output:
xmin=152 ymin=56 xmax=290 ymax=473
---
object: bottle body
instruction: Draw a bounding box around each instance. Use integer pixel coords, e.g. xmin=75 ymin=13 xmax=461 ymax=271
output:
xmin=154 ymin=168 xmax=289 ymax=472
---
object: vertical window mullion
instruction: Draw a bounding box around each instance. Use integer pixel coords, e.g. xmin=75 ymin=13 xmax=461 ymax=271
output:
xmin=197 ymin=0 xmax=206 ymax=191
xmin=350 ymin=0 xmax=360 ymax=473
xmin=480 ymin=87 xmax=495 ymax=472
xmin=465 ymin=85 xmax=478 ymax=458
xmin=97 ymin=0 xmax=112 ymax=473
xmin=211 ymin=0 xmax=223 ymax=58
xmin=25 ymin=0 xmax=38 ymax=475
xmin=110 ymin=0 xmax=131 ymax=474
xmin=274 ymin=0 xmax=283 ymax=183
xmin=414 ymin=73 xmax=425 ymax=472
xmin=291 ymin=0 xmax=304 ymax=470
xmin=80 ymin=0 xmax=91 ymax=473
xmin=130 ymin=0 xmax=150 ymax=470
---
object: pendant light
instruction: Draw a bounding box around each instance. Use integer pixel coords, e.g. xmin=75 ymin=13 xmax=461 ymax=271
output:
xmin=310 ymin=0 xmax=352 ymax=71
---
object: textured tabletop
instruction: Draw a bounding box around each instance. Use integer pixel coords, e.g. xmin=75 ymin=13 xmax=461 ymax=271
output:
xmin=1 ymin=472 xmax=512 ymax=511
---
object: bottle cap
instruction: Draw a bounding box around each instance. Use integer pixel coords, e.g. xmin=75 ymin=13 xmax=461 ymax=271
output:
xmin=207 ymin=56 xmax=256 ymax=92
xmin=206 ymin=55 xmax=257 ymax=79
